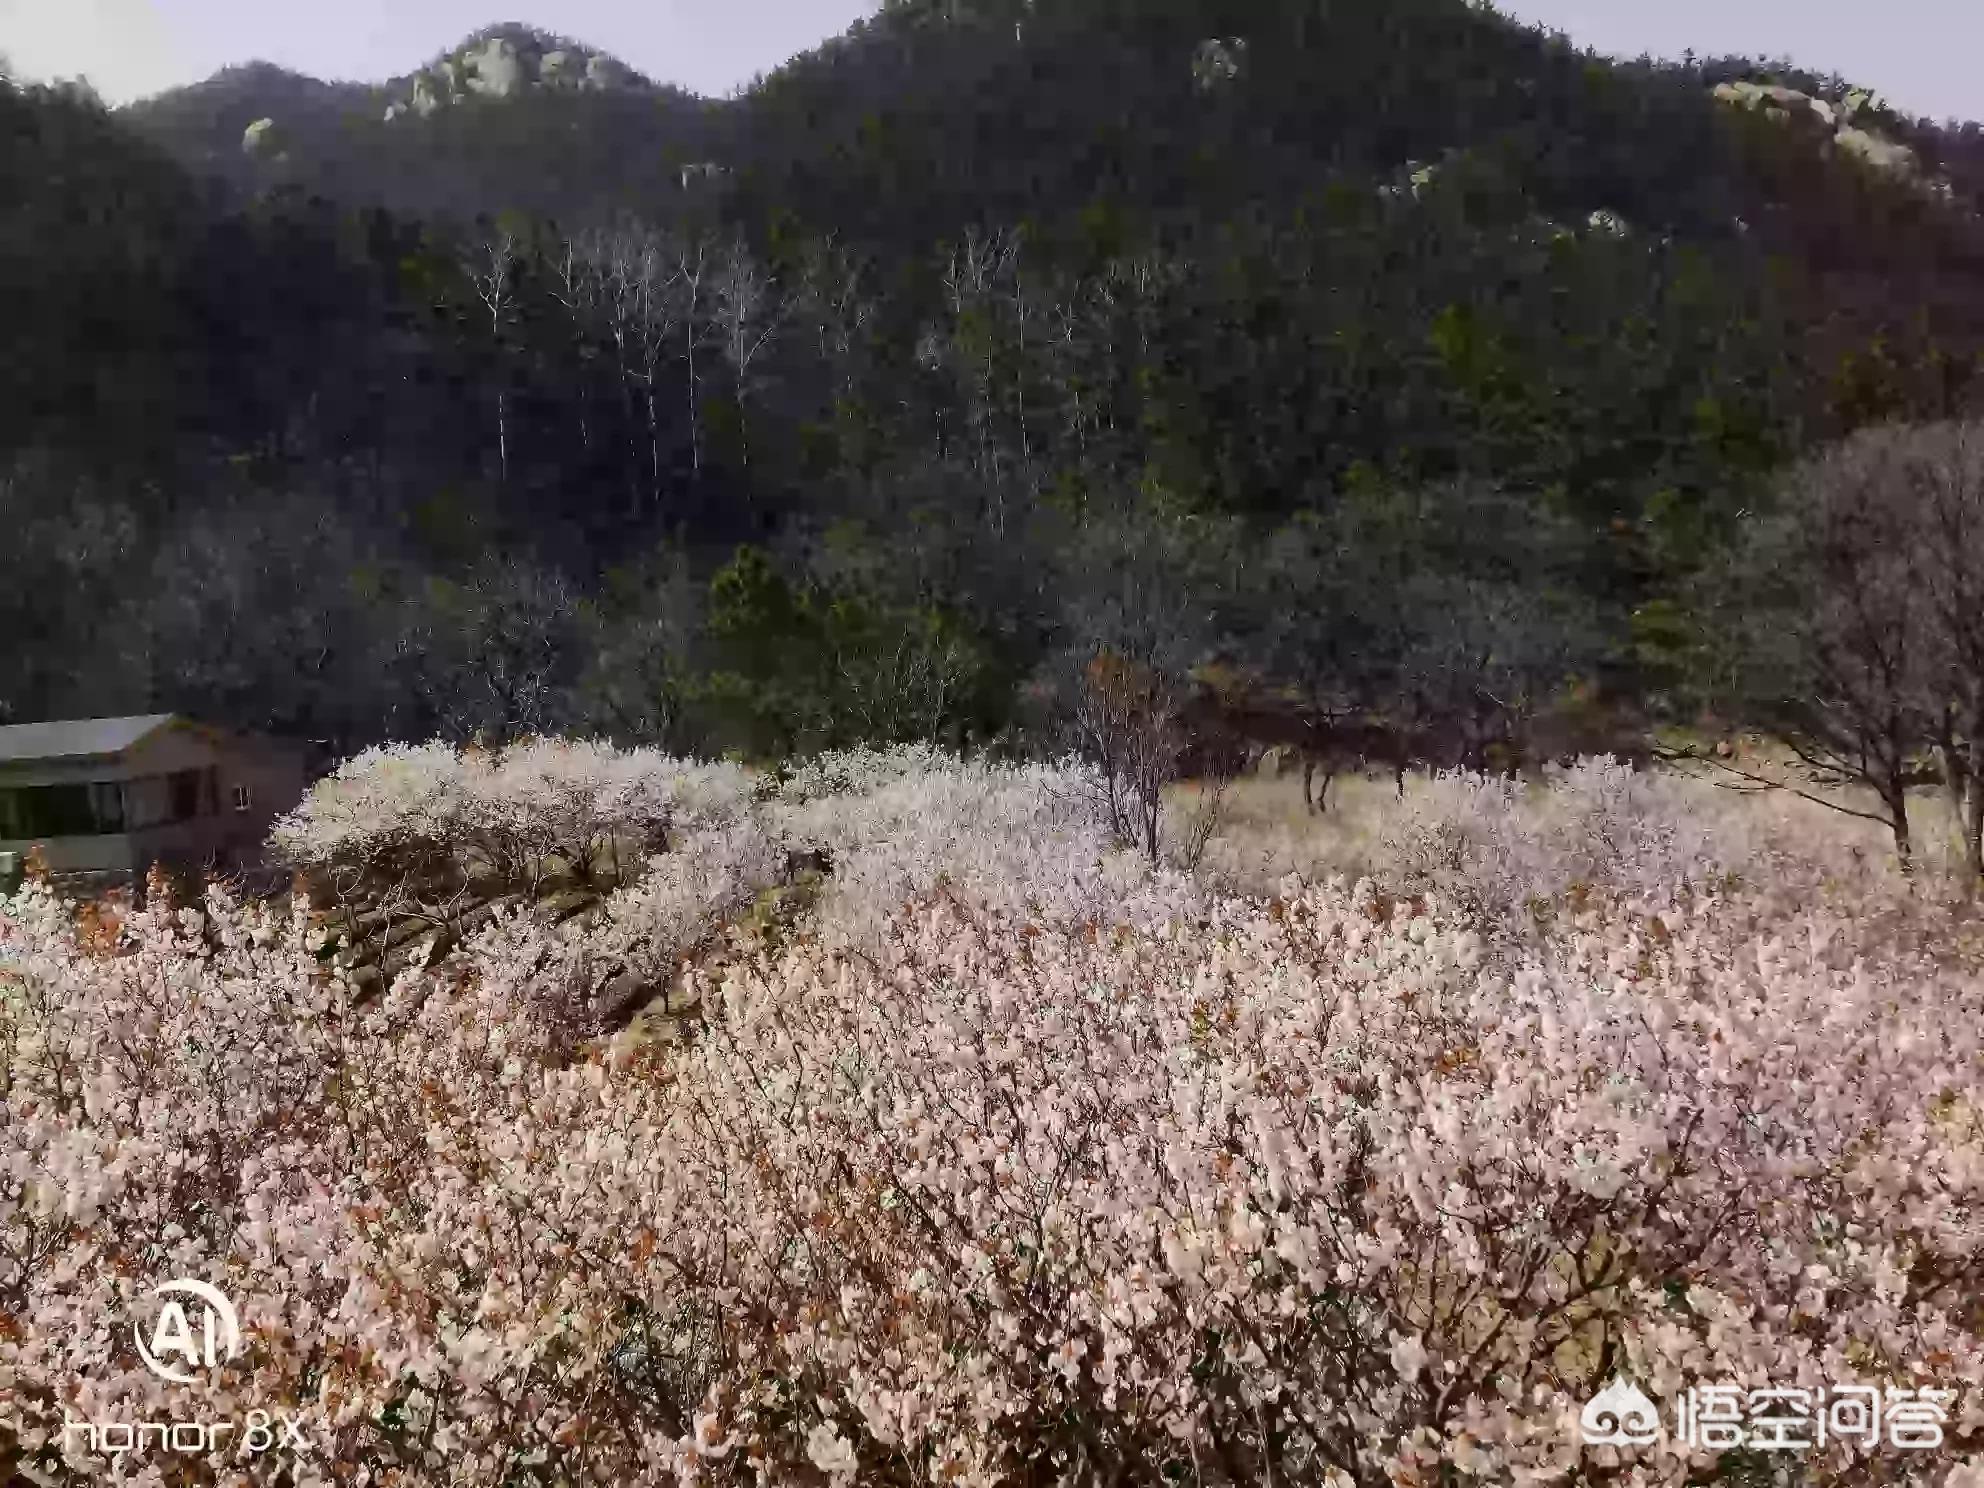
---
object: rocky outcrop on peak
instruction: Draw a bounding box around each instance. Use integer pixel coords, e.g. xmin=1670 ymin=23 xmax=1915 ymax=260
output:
xmin=1711 ymin=79 xmax=1919 ymax=178
xmin=380 ymin=28 xmax=650 ymax=122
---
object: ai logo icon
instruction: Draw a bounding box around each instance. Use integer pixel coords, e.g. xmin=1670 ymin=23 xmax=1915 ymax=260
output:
xmin=133 ymin=1279 xmax=241 ymax=1384
xmin=1579 ymin=1377 xmax=1663 ymax=1447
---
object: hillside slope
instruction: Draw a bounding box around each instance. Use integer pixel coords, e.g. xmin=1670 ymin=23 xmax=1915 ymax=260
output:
xmin=6 ymin=0 xmax=1984 ymax=756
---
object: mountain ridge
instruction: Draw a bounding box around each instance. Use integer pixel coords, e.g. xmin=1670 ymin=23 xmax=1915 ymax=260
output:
xmin=116 ymin=5 xmax=1974 ymax=234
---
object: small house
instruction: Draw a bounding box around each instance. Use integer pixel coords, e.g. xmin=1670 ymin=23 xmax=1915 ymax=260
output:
xmin=0 ymin=715 xmax=309 ymax=877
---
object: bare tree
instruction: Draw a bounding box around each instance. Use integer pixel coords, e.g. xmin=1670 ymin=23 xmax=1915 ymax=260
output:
xmin=711 ymin=239 xmax=786 ymax=472
xmin=940 ymin=226 xmax=1024 ymax=525
xmin=670 ymin=234 xmax=713 ymax=484
xmin=1068 ymin=647 xmax=1190 ymax=864
xmin=548 ymin=232 xmax=602 ymax=456
xmin=590 ymin=224 xmax=683 ymax=513
xmin=627 ymin=230 xmax=681 ymax=509
xmin=565 ymin=226 xmax=644 ymax=512
xmin=464 ymin=230 xmax=519 ymax=484
xmin=797 ymin=234 xmax=874 ymax=409
xmin=828 ymin=612 xmax=977 ymax=746
xmin=1891 ymin=422 xmax=1984 ymax=879
xmin=1702 ymin=428 xmax=1944 ymax=869
xmin=411 ymin=558 xmax=583 ymax=746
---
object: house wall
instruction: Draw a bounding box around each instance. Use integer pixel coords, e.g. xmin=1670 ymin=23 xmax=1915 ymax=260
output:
xmin=209 ymin=737 xmax=311 ymax=867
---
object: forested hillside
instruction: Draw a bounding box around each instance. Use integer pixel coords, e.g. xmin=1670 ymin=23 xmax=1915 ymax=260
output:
xmin=5 ymin=0 xmax=1982 ymax=764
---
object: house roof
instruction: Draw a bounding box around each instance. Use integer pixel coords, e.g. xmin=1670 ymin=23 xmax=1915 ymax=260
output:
xmin=0 ymin=715 xmax=181 ymax=764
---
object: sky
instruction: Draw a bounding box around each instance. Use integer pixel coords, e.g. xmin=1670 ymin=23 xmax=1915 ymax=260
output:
xmin=1497 ymin=1 xmax=1979 ymax=125
xmin=0 ymin=0 xmax=880 ymax=103
xmin=0 ymin=0 xmax=1976 ymax=124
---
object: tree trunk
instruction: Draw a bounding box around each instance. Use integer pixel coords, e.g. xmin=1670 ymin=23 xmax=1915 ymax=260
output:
xmin=615 ymin=345 xmax=639 ymax=519
xmin=1964 ymin=732 xmax=1984 ymax=884
xmin=1966 ymin=774 xmax=1984 ymax=884
xmin=495 ymin=389 xmax=509 ymax=486
xmin=1886 ymin=782 xmax=1915 ymax=874
xmin=685 ymin=319 xmax=701 ymax=481
xmin=648 ymin=387 xmax=662 ymax=510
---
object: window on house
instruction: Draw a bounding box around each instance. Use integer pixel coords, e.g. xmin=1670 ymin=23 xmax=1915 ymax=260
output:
xmin=88 ymin=781 xmax=125 ymax=832
xmin=0 ymin=782 xmax=126 ymax=838
xmin=232 ymin=783 xmax=252 ymax=814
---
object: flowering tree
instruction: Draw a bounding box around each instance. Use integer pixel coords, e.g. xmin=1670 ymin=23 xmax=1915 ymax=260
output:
xmin=273 ymin=739 xmax=754 ymax=892
xmin=3 ymin=748 xmax=1982 ymax=1485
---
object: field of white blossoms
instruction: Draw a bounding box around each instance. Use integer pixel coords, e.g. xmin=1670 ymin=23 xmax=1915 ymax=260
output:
xmin=4 ymin=742 xmax=1984 ymax=1486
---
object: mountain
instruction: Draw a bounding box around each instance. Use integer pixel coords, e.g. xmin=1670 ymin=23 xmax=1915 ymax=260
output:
xmin=10 ymin=0 xmax=1984 ymax=753
xmin=118 ymin=61 xmax=376 ymax=180
xmin=118 ymin=6 xmax=1976 ymax=258
xmin=121 ymin=25 xmax=721 ymax=225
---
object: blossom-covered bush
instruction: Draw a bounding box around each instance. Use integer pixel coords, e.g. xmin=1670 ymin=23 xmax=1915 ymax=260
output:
xmin=1372 ymin=756 xmax=1924 ymax=926
xmin=4 ymin=748 xmax=1984 ymax=1486
xmin=765 ymin=745 xmax=1206 ymax=947
xmin=272 ymin=739 xmax=755 ymax=889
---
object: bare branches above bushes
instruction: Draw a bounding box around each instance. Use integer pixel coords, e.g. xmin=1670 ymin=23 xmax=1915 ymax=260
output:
xmin=1702 ymin=419 xmax=1984 ymax=878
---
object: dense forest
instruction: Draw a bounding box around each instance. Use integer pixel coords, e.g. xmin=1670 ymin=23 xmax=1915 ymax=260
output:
xmin=6 ymin=0 xmax=1984 ymax=775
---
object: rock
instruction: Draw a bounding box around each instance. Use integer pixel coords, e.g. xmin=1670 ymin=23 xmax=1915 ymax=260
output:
xmin=462 ymin=35 xmax=523 ymax=98
xmin=1837 ymin=126 xmax=1916 ymax=175
xmin=1712 ymin=79 xmax=1842 ymax=130
xmin=1712 ymin=79 xmax=1918 ymax=181
xmin=596 ymin=970 xmax=654 ymax=1029
xmin=1192 ymin=36 xmax=1246 ymax=92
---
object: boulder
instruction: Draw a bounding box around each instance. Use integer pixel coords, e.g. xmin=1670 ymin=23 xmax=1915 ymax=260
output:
xmin=1837 ymin=126 xmax=1916 ymax=175
xmin=462 ymin=35 xmax=523 ymax=98
xmin=585 ymin=53 xmax=628 ymax=91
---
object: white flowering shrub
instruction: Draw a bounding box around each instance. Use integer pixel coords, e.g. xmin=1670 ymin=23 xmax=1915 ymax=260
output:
xmin=3 ymin=748 xmax=1983 ymax=1485
xmin=768 ymin=742 xmax=960 ymax=804
xmin=766 ymin=745 xmax=1206 ymax=947
xmin=581 ymin=818 xmax=790 ymax=1007
xmin=1373 ymin=756 xmax=1909 ymax=927
xmin=272 ymin=739 xmax=755 ymax=888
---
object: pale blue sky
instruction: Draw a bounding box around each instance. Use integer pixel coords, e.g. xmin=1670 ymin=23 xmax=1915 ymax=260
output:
xmin=0 ymin=0 xmax=1975 ymax=124
xmin=1499 ymin=1 xmax=1977 ymax=125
